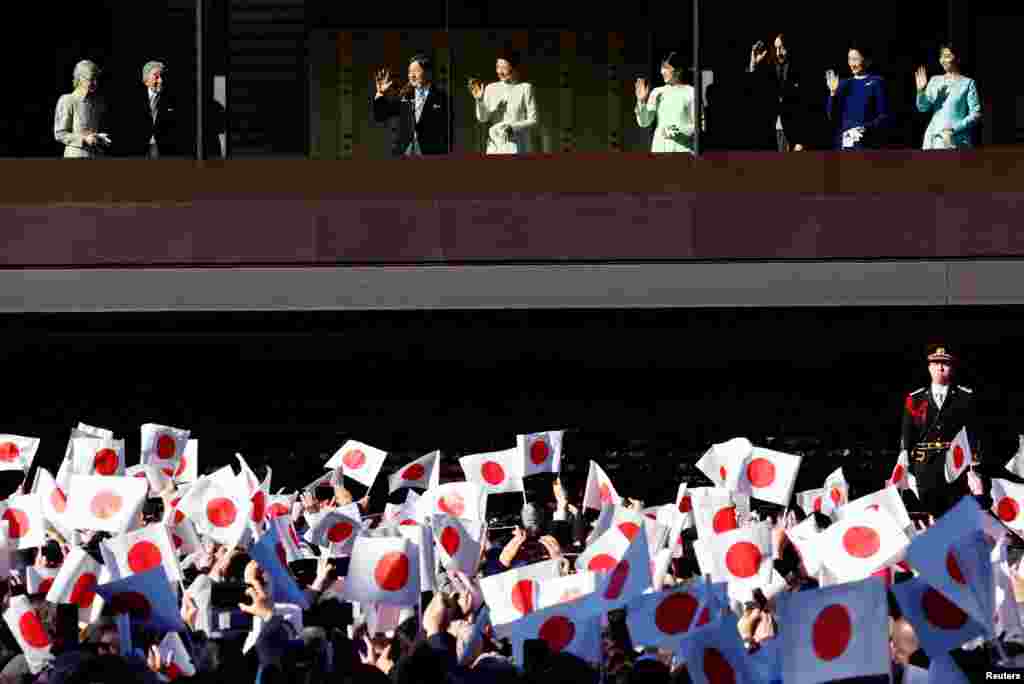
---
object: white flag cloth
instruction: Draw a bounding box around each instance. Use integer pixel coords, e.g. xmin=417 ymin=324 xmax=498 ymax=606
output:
xmin=582 ymin=461 xmax=622 ymax=511
xmin=388 ymin=450 xmax=440 ymax=494
xmin=836 ymin=486 xmax=913 ymax=534
xmin=595 ymin=523 xmax=653 ymax=609
xmin=4 ymin=595 xmax=53 ymax=674
xmin=159 ymin=631 xmax=197 ymax=679
xmin=776 ymin=577 xmax=891 ymax=684
xmin=785 ymin=514 xmax=824 ymax=576
xmin=249 ymin=523 xmax=310 ymax=609
xmin=309 ymin=511 xmax=360 ymax=557
xmin=889 ymin=450 xmax=912 ymax=490
xmin=340 ymin=535 xmax=420 ymax=607
xmin=575 ymin=522 xmax=635 ymax=574
xmin=162 ymin=486 xmax=192 ymax=527
xmin=817 ymin=507 xmax=909 ymax=583
xmin=626 ymin=583 xmax=714 ymax=649
xmin=431 ymin=514 xmax=486 ymax=575
xmin=177 ymin=466 xmax=253 ymax=546
xmin=459 ymin=448 xmax=524 ymax=495
xmin=26 ymin=566 xmax=59 ymax=595
xmin=991 ymin=479 xmax=1024 ymax=532
xmin=517 ymin=430 xmax=565 ymax=477
xmin=324 ymin=440 xmax=387 ymax=489
xmin=692 ymin=488 xmax=741 ymax=539
xmin=696 ymin=438 xmax=751 ymax=488
xmin=235 ymin=453 xmax=262 ymax=497
xmin=174 ymin=439 xmax=198 ymax=484
xmin=168 ymin=519 xmax=201 ymax=557
xmin=416 ymin=482 xmax=488 ymax=522
xmin=536 ymin=571 xmax=600 ymax=610
xmin=823 ymin=467 xmax=849 ymax=508
xmin=269 ymin=516 xmax=304 ymax=564
xmin=66 ymin=474 xmax=148 ymax=534
xmin=95 ymin=564 xmax=185 ymax=632
xmin=45 ymin=547 xmax=103 ymax=622
xmin=103 ymin=523 xmax=182 ymax=582
xmin=891 ymin=576 xmax=985 ymax=658
xmin=32 ymin=468 xmax=71 ymax=539
xmin=0 ymin=494 xmax=46 ymax=550
xmin=945 ymin=427 xmax=972 ymax=483
xmin=506 ymin=598 xmax=604 ymax=667
xmin=677 ymin=614 xmax=758 ymax=684
xmin=125 ymin=464 xmax=172 ymax=495
xmin=674 ymin=483 xmax=695 ymax=529
xmin=0 ymin=435 xmax=40 ymax=472
xmin=266 ymin=494 xmax=297 ymax=520
xmin=0 ymin=522 xmax=12 ymax=581
xmin=397 ymin=522 xmax=436 ymax=592
xmin=140 ymin=424 xmax=190 ymax=476
xmin=1005 ymin=436 xmax=1024 ymax=478
xmin=725 ymin=445 xmax=802 ymax=507
xmin=708 ymin=523 xmax=774 ymax=589
xmin=481 ymin=560 xmax=563 ymax=629
xmin=72 ymin=437 xmax=126 ymax=477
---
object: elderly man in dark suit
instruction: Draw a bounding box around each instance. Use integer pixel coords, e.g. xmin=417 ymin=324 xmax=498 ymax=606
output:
xmin=125 ymin=60 xmax=189 ymax=158
xmin=746 ymin=34 xmax=815 ymax=151
xmin=372 ymin=54 xmax=452 ymax=157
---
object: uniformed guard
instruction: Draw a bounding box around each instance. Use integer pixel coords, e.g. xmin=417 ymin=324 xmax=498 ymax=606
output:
xmin=900 ymin=345 xmax=977 ymax=516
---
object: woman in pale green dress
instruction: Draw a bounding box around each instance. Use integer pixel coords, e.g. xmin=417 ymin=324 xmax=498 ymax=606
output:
xmin=54 ymin=60 xmax=110 ymax=158
xmin=914 ymin=44 xmax=981 ymax=150
xmin=635 ymin=52 xmax=695 ymax=154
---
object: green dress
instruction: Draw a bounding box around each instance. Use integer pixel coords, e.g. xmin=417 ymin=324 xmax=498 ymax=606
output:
xmin=635 ymin=84 xmax=695 ymax=153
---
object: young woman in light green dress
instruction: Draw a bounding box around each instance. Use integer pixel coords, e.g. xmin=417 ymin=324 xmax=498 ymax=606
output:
xmin=634 ymin=52 xmax=696 ymax=154
xmin=914 ymin=43 xmax=981 ymax=150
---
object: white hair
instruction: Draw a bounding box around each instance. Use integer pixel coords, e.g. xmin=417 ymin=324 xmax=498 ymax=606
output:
xmin=72 ymin=60 xmax=100 ymax=89
xmin=142 ymin=60 xmax=166 ymax=82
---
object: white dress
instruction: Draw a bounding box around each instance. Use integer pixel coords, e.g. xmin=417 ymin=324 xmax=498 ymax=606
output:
xmin=54 ymin=91 xmax=107 ymax=158
xmin=635 ymin=84 xmax=695 ymax=153
xmin=474 ymin=80 xmax=538 ymax=154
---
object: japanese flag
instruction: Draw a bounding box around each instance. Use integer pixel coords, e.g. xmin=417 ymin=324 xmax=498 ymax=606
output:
xmin=103 ymin=524 xmax=182 ymax=582
xmin=817 ymin=507 xmax=909 ymax=583
xmin=459 ymin=448 xmax=524 ymax=495
xmin=823 ymin=467 xmax=849 ymax=508
xmin=340 ymin=535 xmax=420 ymax=607
xmin=162 ymin=485 xmax=192 ymax=527
xmin=536 ymin=571 xmax=600 ymax=610
xmin=125 ymin=465 xmax=171 ymax=495
xmin=167 ymin=519 xmax=201 ymax=558
xmin=0 ymin=435 xmax=40 ymax=472
xmin=388 ymin=450 xmax=440 ymax=494
xmin=269 ymin=515 xmax=304 ymax=564
xmin=626 ymin=584 xmax=714 ymax=649
xmin=725 ymin=445 xmax=802 ymax=507
xmin=309 ymin=511 xmax=360 ymax=557
xmin=836 ymin=486 xmax=913 ymax=535
xmin=4 ymin=595 xmax=54 ymax=674
xmin=72 ymin=437 xmax=126 ymax=477
xmin=582 ymin=461 xmax=621 ymax=511
xmin=26 ymin=566 xmax=59 ymax=595
xmin=575 ymin=522 xmax=635 ymax=574
xmin=518 ymin=430 xmax=565 ymax=477
xmin=158 ymin=632 xmax=197 ymax=680
xmin=235 ymin=453 xmax=261 ymax=496
xmin=674 ymin=483 xmax=695 ymax=529
xmin=889 ymin=450 xmax=912 ymax=490
xmin=140 ymin=424 xmax=190 ymax=477
xmin=95 ymin=564 xmax=185 ymax=632
xmin=692 ymin=488 xmax=741 ymax=539
xmin=696 ymin=438 xmax=752 ymax=488
xmin=785 ymin=514 xmax=824 ymax=576
xmin=1005 ymin=436 xmax=1024 ymax=478
xmin=431 ymin=514 xmax=486 ymax=575
xmin=0 ymin=494 xmax=46 ymax=550
xmin=416 ymin=482 xmax=488 ymax=522
xmin=398 ymin=522 xmax=436 ymax=592
xmin=505 ymin=596 xmax=604 ymax=667
xmin=249 ymin=523 xmax=310 ymax=609
xmin=480 ymin=560 xmax=562 ymax=628
xmin=891 ymin=576 xmax=985 ymax=658
xmin=45 ymin=547 xmax=103 ymax=623
xmin=177 ymin=466 xmax=252 ymax=546
xmin=797 ymin=487 xmax=843 ymax=518
xmin=708 ymin=523 xmax=774 ymax=589
xmin=945 ymin=427 xmax=973 ymax=483
xmin=237 ymin=456 xmax=270 ymax=527
xmin=175 ymin=439 xmax=198 ymax=484
xmin=266 ymin=493 xmax=297 ymax=520
xmin=595 ymin=528 xmax=653 ymax=609
xmin=677 ymin=614 xmax=758 ymax=684
xmin=992 ymin=479 xmax=1024 ymax=532
xmin=32 ymin=468 xmax=70 ymax=538
xmin=325 ymin=440 xmax=387 ymax=489
xmin=776 ymin=577 xmax=890 ymax=684
xmin=66 ymin=475 xmax=148 ymax=534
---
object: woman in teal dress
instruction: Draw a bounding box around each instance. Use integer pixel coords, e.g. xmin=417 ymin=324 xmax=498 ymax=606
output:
xmin=915 ymin=43 xmax=981 ymax=150
xmin=634 ymin=52 xmax=696 ymax=154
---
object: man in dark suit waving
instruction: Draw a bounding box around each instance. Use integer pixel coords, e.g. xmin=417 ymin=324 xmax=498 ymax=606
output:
xmin=125 ymin=61 xmax=190 ymax=158
xmin=373 ymin=54 xmax=452 ymax=157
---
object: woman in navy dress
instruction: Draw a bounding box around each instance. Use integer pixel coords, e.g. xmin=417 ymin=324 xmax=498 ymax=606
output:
xmin=825 ymin=46 xmax=890 ymax=150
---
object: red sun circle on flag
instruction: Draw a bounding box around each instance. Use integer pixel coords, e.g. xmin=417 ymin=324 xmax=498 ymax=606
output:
xmin=165 ymin=663 xmax=183 ymax=681
xmin=206 ymin=498 xmax=238 ymax=528
xmin=374 ymin=551 xmax=410 ymax=592
xmin=50 ymin=488 xmax=67 ymax=514
xmin=437 ymin=493 xmax=465 ymax=517
xmin=172 ymin=534 xmax=184 ymax=549
xmin=588 ymin=553 xmax=619 ymax=573
xmin=830 ymin=487 xmax=843 ymax=505
xmin=3 ymin=508 xmax=29 ymax=539
xmin=268 ymin=503 xmax=290 ymax=518
xmin=891 ymin=464 xmax=906 ymax=484
xmin=127 ymin=540 xmax=163 ymax=574
xmin=156 ymin=435 xmax=176 ymax=460
xmin=538 ymin=615 xmax=575 ymax=653
xmin=678 ymin=496 xmax=692 ymax=514
xmin=922 ymin=587 xmax=968 ymax=630
xmin=162 ymin=468 xmax=175 ymax=478
xmin=813 ymin=496 xmax=823 ymax=513
xmin=618 ymin=522 xmax=641 ymax=541
xmin=655 ymin=592 xmax=698 ymax=634
xmin=94 ymin=448 xmax=119 ymax=476
xmin=997 ymin=497 xmax=1019 ymax=523
xmin=251 ymin=491 xmax=266 ymax=523
xmin=175 ymin=454 xmax=188 ymax=478
xmin=480 ymin=461 xmax=506 ymax=486
xmin=173 ymin=508 xmax=185 ymax=526
xmin=110 ymin=591 xmax=152 ymax=620
xmin=946 ymin=550 xmax=966 ymax=584
xmin=953 ymin=445 xmax=965 ymax=469
xmin=327 ymin=521 xmax=354 ymax=543
xmin=0 ymin=442 xmax=20 ymax=463
xmin=725 ymin=541 xmax=762 ymax=579
xmin=603 ymin=559 xmax=631 ymax=600
xmin=530 ymin=439 xmax=550 ymax=465
xmin=18 ymin=611 xmax=50 ymax=649
xmin=90 ymin=491 xmax=123 ymax=520
xmin=841 ymin=526 xmax=881 ymax=559
xmin=719 ymin=466 xmax=728 ymax=482
xmin=38 ymin=579 xmax=54 ymax=596
xmin=69 ymin=572 xmax=98 ymax=609
xmin=712 ymin=507 xmax=738 ymax=534
xmin=399 ymin=519 xmax=418 ymax=527
xmin=402 ymin=463 xmax=425 ymax=481
xmin=812 ymin=603 xmax=853 ymax=661
xmin=598 ymin=483 xmax=613 ymax=504
xmin=702 ymin=648 xmax=736 ymax=684
xmin=746 ymin=457 xmax=776 ymax=488
xmin=342 ymin=449 xmax=366 ymax=470
xmin=440 ymin=526 xmax=461 ymax=556
xmin=510 ymin=579 xmax=535 ymax=615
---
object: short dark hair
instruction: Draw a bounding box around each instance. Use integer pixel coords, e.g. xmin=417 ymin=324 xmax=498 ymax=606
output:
xmin=661 ymin=51 xmax=688 ymax=74
xmin=848 ymin=43 xmax=873 ymax=64
xmin=409 ymin=53 xmax=432 ymax=76
xmin=496 ymin=48 xmax=521 ymax=69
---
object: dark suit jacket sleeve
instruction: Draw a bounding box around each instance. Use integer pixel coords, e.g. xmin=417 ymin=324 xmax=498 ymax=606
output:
xmin=372 ymin=94 xmax=400 ymax=123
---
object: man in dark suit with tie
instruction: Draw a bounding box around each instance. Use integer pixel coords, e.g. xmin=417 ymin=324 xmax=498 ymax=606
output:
xmin=746 ymin=34 xmax=816 ymax=151
xmin=372 ymin=54 xmax=452 ymax=157
xmin=124 ymin=61 xmax=189 ymax=158
xmin=900 ymin=345 xmax=978 ymax=516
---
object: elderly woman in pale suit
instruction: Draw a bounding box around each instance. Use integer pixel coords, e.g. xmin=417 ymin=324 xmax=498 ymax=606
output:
xmin=915 ymin=43 xmax=981 ymax=150
xmin=468 ymin=50 xmax=538 ymax=154
xmin=634 ymin=52 xmax=696 ymax=154
xmin=54 ymin=60 xmax=110 ymax=158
